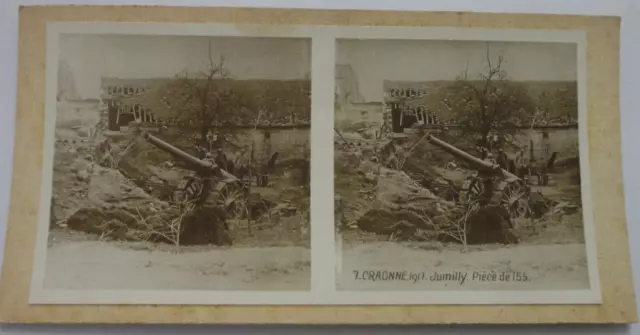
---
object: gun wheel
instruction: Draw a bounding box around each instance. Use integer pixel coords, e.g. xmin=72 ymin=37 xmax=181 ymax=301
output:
xmin=466 ymin=176 xmax=485 ymax=203
xmin=173 ymin=177 xmax=204 ymax=204
xmin=502 ymin=180 xmax=530 ymax=219
xmin=217 ymin=183 xmax=248 ymax=219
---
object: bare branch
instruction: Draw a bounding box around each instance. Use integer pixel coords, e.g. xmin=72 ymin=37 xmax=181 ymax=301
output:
xmin=208 ymin=39 xmax=215 ymax=72
xmin=486 ymin=42 xmax=492 ymax=73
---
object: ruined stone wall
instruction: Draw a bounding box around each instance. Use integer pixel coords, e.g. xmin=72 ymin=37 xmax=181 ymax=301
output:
xmin=443 ymin=126 xmax=579 ymax=162
xmin=512 ymin=127 xmax=579 ymax=162
xmin=234 ymin=127 xmax=310 ymax=164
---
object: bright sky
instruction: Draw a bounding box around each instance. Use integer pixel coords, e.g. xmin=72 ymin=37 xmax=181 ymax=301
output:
xmin=336 ymin=39 xmax=578 ymax=102
xmin=60 ymin=35 xmax=577 ymax=102
xmin=59 ymin=34 xmax=311 ymax=99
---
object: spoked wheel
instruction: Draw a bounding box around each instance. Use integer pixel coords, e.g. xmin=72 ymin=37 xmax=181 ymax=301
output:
xmin=216 ymin=182 xmax=248 ymax=219
xmin=465 ymin=176 xmax=485 ymax=203
xmin=501 ymin=180 xmax=530 ymax=219
xmin=173 ymin=177 xmax=203 ymax=204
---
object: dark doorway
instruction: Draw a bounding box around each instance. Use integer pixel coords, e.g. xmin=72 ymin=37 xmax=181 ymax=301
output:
xmin=107 ymin=105 xmax=120 ymax=131
xmin=390 ymin=108 xmax=403 ymax=133
xmin=401 ymin=112 xmax=418 ymax=129
xmin=118 ymin=112 xmax=135 ymax=126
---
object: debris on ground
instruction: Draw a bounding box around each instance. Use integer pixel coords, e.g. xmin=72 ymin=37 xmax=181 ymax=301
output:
xmin=52 ymin=121 xmax=311 ymax=248
xmin=334 ymin=125 xmax=582 ymax=247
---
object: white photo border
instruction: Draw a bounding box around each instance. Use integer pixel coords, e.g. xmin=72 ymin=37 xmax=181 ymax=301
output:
xmin=29 ymin=21 xmax=599 ymax=305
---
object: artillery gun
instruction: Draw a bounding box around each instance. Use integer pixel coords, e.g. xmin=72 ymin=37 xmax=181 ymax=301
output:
xmin=423 ymin=135 xmax=531 ymax=219
xmin=143 ymin=133 xmax=248 ymax=216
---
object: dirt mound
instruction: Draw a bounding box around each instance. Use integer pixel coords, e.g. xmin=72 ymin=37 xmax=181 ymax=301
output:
xmin=66 ymin=204 xmax=233 ymax=246
xmin=67 ymin=207 xmax=140 ymax=240
xmin=374 ymin=166 xmax=439 ymax=210
xmin=356 ymin=204 xmax=518 ymax=245
xmin=466 ymin=205 xmax=519 ymax=245
xmin=179 ymin=207 xmax=232 ymax=246
xmin=88 ymin=166 xmax=152 ymax=205
xmin=61 ymin=154 xmax=237 ymax=247
xmin=52 ymin=143 xmax=202 ymax=245
xmin=356 ymin=209 xmax=427 ymax=235
xmin=335 ymin=142 xmax=449 ymax=232
xmin=51 ymin=153 xmax=95 ymax=223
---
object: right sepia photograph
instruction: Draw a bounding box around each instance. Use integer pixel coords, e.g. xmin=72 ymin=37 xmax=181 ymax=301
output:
xmin=334 ymin=38 xmax=588 ymax=291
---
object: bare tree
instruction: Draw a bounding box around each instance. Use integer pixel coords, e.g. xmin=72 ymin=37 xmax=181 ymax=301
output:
xmin=159 ymin=41 xmax=250 ymax=147
xmin=438 ymin=43 xmax=535 ymax=149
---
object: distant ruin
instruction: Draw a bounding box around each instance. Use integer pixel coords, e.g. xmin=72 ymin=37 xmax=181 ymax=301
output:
xmin=100 ymin=77 xmax=311 ymax=132
xmin=57 ymin=60 xmax=80 ymax=101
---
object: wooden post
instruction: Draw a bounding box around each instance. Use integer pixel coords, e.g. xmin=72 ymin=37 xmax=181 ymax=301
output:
xmin=529 ymin=139 xmax=535 ymax=162
xmin=542 ymin=131 xmax=550 ymax=163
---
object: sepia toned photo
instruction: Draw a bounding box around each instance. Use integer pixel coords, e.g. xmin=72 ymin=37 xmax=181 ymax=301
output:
xmin=334 ymin=38 xmax=593 ymax=292
xmin=26 ymin=21 xmax=601 ymax=306
xmin=40 ymin=33 xmax=311 ymax=292
xmin=2 ymin=5 xmax=634 ymax=324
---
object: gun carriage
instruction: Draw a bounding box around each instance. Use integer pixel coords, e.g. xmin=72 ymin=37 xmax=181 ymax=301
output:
xmin=143 ymin=133 xmax=248 ymax=217
xmin=423 ymin=135 xmax=531 ymax=219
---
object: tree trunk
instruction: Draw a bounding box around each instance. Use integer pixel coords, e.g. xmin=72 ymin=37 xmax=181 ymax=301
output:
xmin=479 ymin=127 xmax=492 ymax=159
xmin=199 ymin=125 xmax=209 ymax=149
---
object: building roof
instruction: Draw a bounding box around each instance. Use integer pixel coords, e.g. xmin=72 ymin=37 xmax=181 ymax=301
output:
xmin=382 ymin=79 xmax=578 ymax=123
xmin=105 ymin=77 xmax=311 ymax=122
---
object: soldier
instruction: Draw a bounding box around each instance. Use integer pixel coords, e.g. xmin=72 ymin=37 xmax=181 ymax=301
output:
xmin=258 ymin=152 xmax=279 ymax=187
xmin=496 ymin=149 xmax=509 ymax=171
xmin=476 ymin=138 xmax=487 ymax=159
xmin=205 ymin=130 xmax=215 ymax=152
xmin=234 ymin=149 xmax=249 ymax=178
xmin=215 ymin=147 xmax=228 ymax=172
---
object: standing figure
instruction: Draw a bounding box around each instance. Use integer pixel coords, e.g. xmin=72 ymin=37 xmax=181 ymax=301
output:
xmin=234 ymin=149 xmax=249 ymax=180
xmin=257 ymin=131 xmax=273 ymax=187
xmin=258 ymin=152 xmax=279 ymax=187
xmin=496 ymin=149 xmax=509 ymax=171
xmin=215 ymin=147 xmax=228 ymax=172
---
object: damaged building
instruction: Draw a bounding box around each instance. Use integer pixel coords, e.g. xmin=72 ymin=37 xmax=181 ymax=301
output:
xmin=100 ymin=78 xmax=162 ymax=131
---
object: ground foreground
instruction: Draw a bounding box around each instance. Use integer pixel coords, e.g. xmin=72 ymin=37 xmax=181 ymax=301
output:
xmin=44 ymin=231 xmax=310 ymax=291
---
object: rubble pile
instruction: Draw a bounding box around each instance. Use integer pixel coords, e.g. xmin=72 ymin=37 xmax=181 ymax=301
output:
xmin=52 ymin=126 xmax=231 ymax=245
xmin=334 ymin=139 xmax=478 ymax=243
xmin=53 ymin=123 xmax=310 ymax=247
xmin=58 ymin=152 xmax=236 ymax=245
xmin=334 ymin=126 xmax=574 ymax=246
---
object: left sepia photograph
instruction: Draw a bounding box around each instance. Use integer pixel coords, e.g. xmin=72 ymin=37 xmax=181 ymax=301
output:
xmin=40 ymin=34 xmax=312 ymax=292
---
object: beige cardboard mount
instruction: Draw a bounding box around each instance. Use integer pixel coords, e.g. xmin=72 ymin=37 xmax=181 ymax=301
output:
xmin=0 ymin=5 xmax=636 ymax=324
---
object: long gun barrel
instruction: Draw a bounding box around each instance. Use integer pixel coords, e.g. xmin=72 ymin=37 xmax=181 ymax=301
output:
xmin=143 ymin=133 xmax=238 ymax=182
xmin=425 ymin=135 xmax=518 ymax=180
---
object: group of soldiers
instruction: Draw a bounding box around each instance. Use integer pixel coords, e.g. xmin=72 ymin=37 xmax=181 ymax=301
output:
xmin=194 ymin=130 xmax=279 ymax=188
xmin=476 ymin=136 xmax=553 ymax=186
